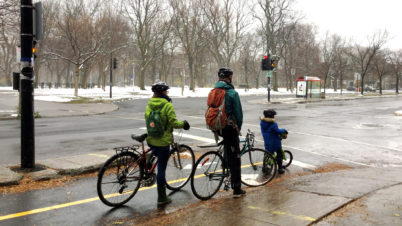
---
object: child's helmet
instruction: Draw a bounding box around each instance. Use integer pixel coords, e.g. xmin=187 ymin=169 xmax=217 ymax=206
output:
xmin=263 ymin=109 xmax=277 ymax=118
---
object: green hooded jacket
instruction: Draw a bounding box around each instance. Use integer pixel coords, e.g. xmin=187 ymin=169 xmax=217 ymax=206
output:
xmin=145 ymin=97 xmax=184 ymax=147
xmin=214 ymin=81 xmax=243 ymax=131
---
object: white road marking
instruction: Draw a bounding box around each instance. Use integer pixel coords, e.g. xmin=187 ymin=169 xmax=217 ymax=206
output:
xmin=140 ymin=126 xmax=318 ymax=170
xmin=291 ymin=160 xmax=316 ymax=170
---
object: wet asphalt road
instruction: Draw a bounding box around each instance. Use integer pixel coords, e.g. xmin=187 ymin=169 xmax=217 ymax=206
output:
xmin=1 ymin=95 xmax=401 ymax=167
xmin=0 ymin=95 xmax=402 ymax=225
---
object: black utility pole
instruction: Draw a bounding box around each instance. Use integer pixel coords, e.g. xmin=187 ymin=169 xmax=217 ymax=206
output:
xmin=267 ymin=76 xmax=271 ymax=102
xmin=20 ymin=0 xmax=35 ymax=168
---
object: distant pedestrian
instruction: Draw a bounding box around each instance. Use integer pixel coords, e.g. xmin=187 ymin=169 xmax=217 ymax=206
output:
xmin=145 ymin=81 xmax=190 ymax=205
xmin=260 ymin=109 xmax=288 ymax=174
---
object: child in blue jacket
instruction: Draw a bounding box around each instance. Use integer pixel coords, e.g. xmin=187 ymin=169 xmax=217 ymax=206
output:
xmin=260 ymin=109 xmax=288 ymax=174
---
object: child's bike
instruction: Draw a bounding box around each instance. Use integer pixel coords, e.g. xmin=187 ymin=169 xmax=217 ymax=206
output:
xmin=265 ymin=149 xmax=293 ymax=169
xmin=97 ymin=133 xmax=195 ymax=207
xmin=190 ymin=130 xmax=277 ymax=200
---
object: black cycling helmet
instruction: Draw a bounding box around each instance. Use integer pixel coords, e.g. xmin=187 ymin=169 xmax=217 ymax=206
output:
xmin=263 ymin=109 xmax=277 ymax=118
xmin=151 ymin=81 xmax=169 ymax=93
xmin=218 ymin=67 xmax=233 ymax=79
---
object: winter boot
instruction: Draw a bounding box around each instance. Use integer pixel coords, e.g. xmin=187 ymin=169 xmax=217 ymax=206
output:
xmin=157 ymin=185 xmax=172 ymax=205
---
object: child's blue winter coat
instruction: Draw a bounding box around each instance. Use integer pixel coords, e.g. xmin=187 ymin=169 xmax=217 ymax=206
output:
xmin=260 ymin=117 xmax=286 ymax=153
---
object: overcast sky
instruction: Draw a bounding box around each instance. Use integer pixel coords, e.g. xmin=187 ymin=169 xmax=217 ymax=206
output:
xmin=294 ymin=0 xmax=401 ymax=50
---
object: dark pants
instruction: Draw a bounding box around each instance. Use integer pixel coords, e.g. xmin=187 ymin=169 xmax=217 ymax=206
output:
xmin=275 ymin=149 xmax=283 ymax=169
xmin=150 ymin=145 xmax=170 ymax=187
xmin=221 ymin=126 xmax=241 ymax=190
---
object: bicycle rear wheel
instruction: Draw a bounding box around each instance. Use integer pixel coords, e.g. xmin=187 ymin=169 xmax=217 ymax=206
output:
xmin=166 ymin=144 xmax=195 ymax=190
xmin=97 ymin=152 xmax=143 ymax=207
xmin=191 ymin=151 xmax=225 ymax=200
xmin=241 ymin=148 xmax=277 ymax=187
xmin=282 ymin=150 xmax=293 ymax=168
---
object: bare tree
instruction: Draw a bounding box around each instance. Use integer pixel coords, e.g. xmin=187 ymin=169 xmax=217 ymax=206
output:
xmin=238 ymin=33 xmax=261 ymax=89
xmin=319 ymin=33 xmax=344 ymax=93
xmin=170 ymin=0 xmax=208 ymax=91
xmin=254 ymin=0 xmax=299 ymax=91
xmin=281 ymin=23 xmax=320 ymax=91
xmin=0 ymin=0 xmax=19 ymax=86
xmin=124 ymin=0 xmax=169 ymax=90
xmin=350 ymin=31 xmax=388 ymax=95
xmin=373 ymin=50 xmax=391 ymax=95
xmin=388 ymin=50 xmax=402 ymax=94
xmin=47 ymin=0 xmax=106 ymax=96
xmin=202 ymin=0 xmax=247 ymax=67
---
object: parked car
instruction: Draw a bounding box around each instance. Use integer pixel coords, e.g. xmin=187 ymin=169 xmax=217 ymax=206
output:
xmin=346 ymin=86 xmax=356 ymax=91
xmin=364 ymin=86 xmax=376 ymax=92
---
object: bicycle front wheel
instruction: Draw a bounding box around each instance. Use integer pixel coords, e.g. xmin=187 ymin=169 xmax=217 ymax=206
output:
xmin=241 ymin=148 xmax=277 ymax=187
xmin=166 ymin=144 xmax=195 ymax=190
xmin=97 ymin=152 xmax=143 ymax=207
xmin=282 ymin=150 xmax=293 ymax=168
xmin=191 ymin=151 xmax=225 ymax=200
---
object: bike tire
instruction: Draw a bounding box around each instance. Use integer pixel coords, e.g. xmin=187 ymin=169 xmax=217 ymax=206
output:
xmin=191 ymin=151 xmax=225 ymax=200
xmin=282 ymin=150 xmax=293 ymax=168
xmin=97 ymin=151 xmax=143 ymax=207
xmin=166 ymin=144 xmax=195 ymax=191
xmin=241 ymin=148 xmax=277 ymax=187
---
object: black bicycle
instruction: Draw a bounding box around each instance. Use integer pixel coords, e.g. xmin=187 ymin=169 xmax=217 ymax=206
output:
xmin=97 ymin=132 xmax=195 ymax=207
xmin=190 ymin=130 xmax=277 ymax=200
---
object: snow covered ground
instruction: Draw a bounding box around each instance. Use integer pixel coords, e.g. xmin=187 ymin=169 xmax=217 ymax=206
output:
xmin=0 ymin=86 xmax=355 ymax=103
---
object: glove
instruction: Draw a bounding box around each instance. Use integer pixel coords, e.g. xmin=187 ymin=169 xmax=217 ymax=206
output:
xmin=284 ymin=130 xmax=288 ymax=134
xmin=183 ymin=120 xmax=190 ymax=130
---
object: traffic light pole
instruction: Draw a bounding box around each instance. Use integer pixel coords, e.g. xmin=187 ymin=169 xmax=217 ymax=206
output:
xmin=20 ymin=0 xmax=35 ymax=168
xmin=267 ymin=72 xmax=271 ymax=102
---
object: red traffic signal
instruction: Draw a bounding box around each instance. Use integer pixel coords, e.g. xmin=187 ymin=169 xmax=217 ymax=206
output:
xmin=261 ymin=55 xmax=272 ymax=71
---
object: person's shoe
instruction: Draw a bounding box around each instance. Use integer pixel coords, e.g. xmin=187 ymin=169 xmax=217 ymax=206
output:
xmin=157 ymin=196 xmax=172 ymax=205
xmin=233 ymin=188 xmax=246 ymax=198
xmin=157 ymin=185 xmax=172 ymax=205
xmin=278 ymin=168 xmax=285 ymax=174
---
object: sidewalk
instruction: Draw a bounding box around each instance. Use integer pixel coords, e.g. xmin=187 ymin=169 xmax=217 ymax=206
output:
xmin=139 ymin=167 xmax=402 ymax=226
xmin=1 ymin=152 xmax=402 ymax=225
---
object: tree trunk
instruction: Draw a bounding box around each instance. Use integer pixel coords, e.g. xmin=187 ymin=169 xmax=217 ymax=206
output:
xmin=74 ymin=64 xmax=79 ymax=96
xmin=396 ymin=74 xmax=399 ymax=94
xmin=188 ymin=58 xmax=195 ymax=91
xmin=34 ymin=60 xmax=41 ymax=88
xmin=273 ymin=71 xmax=278 ymax=91
xmin=360 ymin=76 xmax=365 ymax=95
xmin=139 ymin=66 xmax=145 ymax=90
xmin=379 ymin=76 xmax=383 ymax=95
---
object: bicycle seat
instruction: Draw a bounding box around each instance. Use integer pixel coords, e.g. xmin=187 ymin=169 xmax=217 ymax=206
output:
xmin=131 ymin=134 xmax=147 ymax=143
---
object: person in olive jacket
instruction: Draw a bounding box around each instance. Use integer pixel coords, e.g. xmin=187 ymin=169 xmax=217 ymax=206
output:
xmin=145 ymin=81 xmax=190 ymax=205
xmin=214 ymin=67 xmax=245 ymax=198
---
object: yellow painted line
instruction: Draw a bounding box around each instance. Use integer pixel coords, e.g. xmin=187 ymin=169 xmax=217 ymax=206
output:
xmin=248 ymin=206 xmax=316 ymax=222
xmin=0 ymin=181 xmax=158 ymax=221
xmin=0 ymin=162 xmax=257 ymax=221
xmin=88 ymin=153 xmax=110 ymax=158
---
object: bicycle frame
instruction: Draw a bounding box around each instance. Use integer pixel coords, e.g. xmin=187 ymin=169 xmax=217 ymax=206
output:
xmin=199 ymin=130 xmax=256 ymax=179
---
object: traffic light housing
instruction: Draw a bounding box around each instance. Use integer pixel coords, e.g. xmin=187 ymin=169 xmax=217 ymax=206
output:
xmin=261 ymin=55 xmax=272 ymax=71
xmin=113 ymin=58 xmax=118 ymax=69
xmin=270 ymin=58 xmax=276 ymax=70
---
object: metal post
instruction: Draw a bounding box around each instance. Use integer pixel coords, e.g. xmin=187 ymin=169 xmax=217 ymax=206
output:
xmin=109 ymin=53 xmax=112 ymax=98
xmin=267 ymin=72 xmax=271 ymax=102
xmin=20 ymin=0 xmax=35 ymax=168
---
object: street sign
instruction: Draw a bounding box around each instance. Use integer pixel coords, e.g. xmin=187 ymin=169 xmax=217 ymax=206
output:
xmin=266 ymin=71 xmax=272 ymax=78
xmin=130 ymin=75 xmax=134 ymax=80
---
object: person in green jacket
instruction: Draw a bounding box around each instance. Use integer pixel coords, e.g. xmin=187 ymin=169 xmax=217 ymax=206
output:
xmin=145 ymin=81 xmax=190 ymax=205
xmin=214 ymin=67 xmax=245 ymax=198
